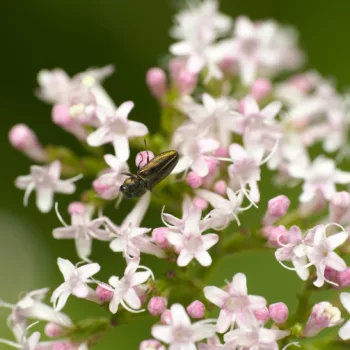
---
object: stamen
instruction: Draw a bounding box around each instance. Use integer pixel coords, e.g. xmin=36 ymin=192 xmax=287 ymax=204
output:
xmin=261 ymin=139 xmax=280 ymax=165
xmin=138 ymin=265 xmax=155 ymax=280
xmin=121 ymin=300 xmax=145 ymax=313
xmin=0 ymin=339 xmax=21 ymax=349
xmin=23 ymin=182 xmax=35 ymax=207
xmin=55 ymin=202 xmax=69 ymax=227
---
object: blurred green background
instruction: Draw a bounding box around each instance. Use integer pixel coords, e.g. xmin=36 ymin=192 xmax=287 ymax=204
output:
xmin=1 ymin=0 xmax=350 ymax=349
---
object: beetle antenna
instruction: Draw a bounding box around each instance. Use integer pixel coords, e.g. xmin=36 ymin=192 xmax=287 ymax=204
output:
xmin=121 ymin=172 xmax=137 ymax=179
xmin=144 ymin=138 xmax=150 ymax=164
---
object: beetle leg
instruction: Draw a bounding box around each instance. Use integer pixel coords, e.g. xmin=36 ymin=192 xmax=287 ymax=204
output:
xmin=144 ymin=138 xmax=150 ymax=164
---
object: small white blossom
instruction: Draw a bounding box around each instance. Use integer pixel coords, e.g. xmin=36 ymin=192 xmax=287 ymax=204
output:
xmin=152 ymin=304 xmax=216 ymax=349
xmin=339 ymin=292 xmax=350 ymax=340
xmin=15 ymin=161 xmax=81 ymax=213
xmin=87 ymin=101 xmax=148 ymax=161
xmin=107 ymin=258 xmax=153 ymax=314
xmin=51 ymin=258 xmax=100 ymax=311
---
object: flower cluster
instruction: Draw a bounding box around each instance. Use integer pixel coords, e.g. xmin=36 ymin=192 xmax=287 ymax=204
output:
xmin=4 ymin=0 xmax=350 ymax=349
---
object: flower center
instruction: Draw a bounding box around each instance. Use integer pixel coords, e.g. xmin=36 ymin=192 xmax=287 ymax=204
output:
xmin=185 ymin=235 xmax=202 ymax=252
xmin=173 ymin=326 xmax=194 ymax=343
xmin=224 ymin=295 xmax=246 ymax=311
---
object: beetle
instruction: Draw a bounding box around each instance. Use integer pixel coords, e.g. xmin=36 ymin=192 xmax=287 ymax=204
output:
xmin=120 ymin=149 xmax=179 ymax=199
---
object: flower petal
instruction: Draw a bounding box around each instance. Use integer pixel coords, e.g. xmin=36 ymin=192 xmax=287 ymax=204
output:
xmin=177 ymin=249 xmax=194 ymax=266
xmin=327 ymin=231 xmax=349 ymax=250
xmin=203 ymin=286 xmax=228 ymax=308
xmin=124 ymin=288 xmax=141 ymax=309
xmin=201 ymin=234 xmax=219 ymax=250
xmin=151 ymin=325 xmax=173 ymax=344
xmin=339 ymin=320 xmax=350 ymax=340
xmin=325 ymin=252 xmax=347 ymax=272
xmin=231 ymin=273 xmax=247 ymax=295
xmin=171 ymin=304 xmax=191 ymax=326
xmin=116 ymin=101 xmax=134 ymax=119
xmin=113 ymin=134 xmax=130 ymax=161
xmin=195 ymin=251 xmax=212 ymax=266
xmin=57 ymin=258 xmax=75 ymax=281
xmin=77 ymin=263 xmax=101 ymax=279
xmin=36 ymin=186 xmax=54 ymax=213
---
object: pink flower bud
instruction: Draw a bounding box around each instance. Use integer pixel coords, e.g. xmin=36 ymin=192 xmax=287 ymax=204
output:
xmin=263 ymin=195 xmax=290 ymax=226
xmin=205 ymin=157 xmax=218 ymax=174
xmin=251 ymin=78 xmax=272 ymax=100
xmin=52 ymin=342 xmax=75 ymax=350
xmin=68 ymin=202 xmax=85 ymax=215
xmin=267 ymin=226 xmax=288 ymax=247
xmin=152 ymin=227 xmax=170 ymax=249
xmin=254 ymin=307 xmax=270 ymax=324
xmin=9 ymin=124 xmax=46 ymax=162
xmin=139 ymin=339 xmax=166 ymax=350
xmin=160 ymin=309 xmax=172 ymax=324
xmin=303 ymin=302 xmax=342 ymax=337
xmin=168 ymin=58 xmax=186 ymax=79
xmin=238 ymin=98 xmax=246 ymax=114
xmin=96 ymin=283 xmax=113 ymax=302
xmin=261 ymin=225 xmax=273 ymax=238
xmin=337 ymin=268 xmax=350 ymax=288
xmin=136 ymin=151 xmax=155 ymax=169
xmin=45 ymin=322 xmax=64 ymax=338
xmin=187 ymin=300 xmax=205 ymax=319
xmin=193 ymin=196 xmax=208 ymax=210
xmin=147 ymin=297 xmax=168 ymax=316
xmin=214 ymin=180 xmax=226 ymax=195
xmin=269 ymin=302 xmax=288 ymax=324
xmin=330 ymin=192 xmax=350 ymax=222
xmin=146 ymin=68 xmax=167 ymax=99
xmin=324 ymin=267 xmax=339 ymax=285
xmin=176 ymin=70 xmax=197 ymax=95
xmin=214 ymin=147 xmax=229 ymax=158
xmin=186 ymin=171 xmax=203 ymax=188
xmin=93 ymin=179 xmax=111 ymax=197
xmin=52 ymin=104 xmax=72 ymax=127
xmin=268 ymin=195 xmax=290 ymax=217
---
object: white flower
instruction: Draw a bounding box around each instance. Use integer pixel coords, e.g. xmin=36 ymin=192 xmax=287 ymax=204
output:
xmin=53 ymin=203 xmax=111 ymax=261
xmin=87 ymin=101 xmax=148 ymax=161
xmin=196 ymin=187 xmax=246 ymax=229
xmin=290 ymin=156 xmax=350 ymax=203
xmin=51 ymin=258 xmax=100 ymax=311
xmin=15 ymin=161 xmax=81 ymax=213
xmin=152 ymin=304 xmax=216 ymax=349
xmin=204 ymin=273 xmax=266 ymax=333
xmin=166 ymin=205 xmax=219 ymax=267
xmin=172 ymin=128 xmax=219 ymax=177
xmin=177 ymin=94 xmax=238 ymax=147
xmin=107 ymin=258 xmax=153 ymax=314
xmin=170 ymin=0 xmax=231 ymax=78
xmin=339 ymin=292 xmax=350 ymax=340
xmin=108 ymin=193 xmax=165 ymax=259
xmin=1 ymin=289 xmax=72 ymax=342
xmin=223 ymin=310 xmax=290 ymax=350
xmin=229 ymin=16 xmax=303 ymax=85
xmin=306 ymin=225 xmax=348 ymax=287
xmin=0 ymin=330 xmax=42 ymax=350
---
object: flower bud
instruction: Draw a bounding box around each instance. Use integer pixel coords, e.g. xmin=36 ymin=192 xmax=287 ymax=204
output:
xmin=96 ymin=283 xmax=114 ymax=302
xmin=68 ymin=202 xmax=85 ymax=215
xmin=139 ymin=339 xmax=166 ymax=350
xmin=214 ymin=147 xmax=229 ymax=158
xmin=187 ymin=300 xmax=205 ymax=319
xmin=160 ymin=309 xmax=172 ymax=324
xmin=263 ymin=195 xmax=290 ymax=225
xmin=302 ymin=302 xmax=342 ymax=337
xmin=136 ymin=151 xmax=155 ymax=169
xmin=52 ymin=342 xmax=75 ymax=350
xmin=186 ymin=172 xmax=203 ymax=188
xmin=337 ymin=268 xmax=350 ymax=288
xmin=254 ymin=307 xmax=270 ymax=324
xmin=146 ymin=68 xmax=167 ymax=99
xmin=176 ymin=70 xmax=197 ymax=95
xmin=169 ymin=58 xmax=186 ymax=79
xmin=205 ymin=157 xmax=218 ymax=174
xmin=9 ymin=124 xmax=46 ymax=162
xmin=52 ymin=104 xmax=72 ymax=127
xmin=193 ymin=196 xmax=208 ymax=210
xmin=93 ymin=178 xmax=113 ymax=198
xmin=152 ymin=228 xmax=170 ymax=249
xmin=330 ymin=191 xmax=350 ymax=222
xmin=147 ymin=297 xmax=168 ymax=316
xmin=269 ymin=302 xmax=288 ymax=324
xmin=251 ymin=78 xmax=272 ymax=101
xmin=45 ymin=322 xmax=64 ymax=338
xmin=214 ymin=180 xmax=226 ymax=195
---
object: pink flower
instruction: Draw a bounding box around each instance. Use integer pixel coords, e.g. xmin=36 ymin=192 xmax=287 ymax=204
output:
xmin=87 ymin=101 xmax=148 ymax=161
xmin=53 ymin=203 xmax=110 ymax=261
xmin=146 ymin=68 xmax=167 ymax=99
xmin=165 ymin=205 xmax=218 ymax=267
xmin=253 ymin=307 xmax=270 ymax=324
xmin=160 ymin=310 xmax=172 ymax=325
xmin=45 ymin=322 xmax=64 ymax=338
xmin=303 ymin=302 xmax=342 ymax=337
xmin=187 ymin=171 xmax=203 ymax=188
xmin=339 ymin=292 xmax=350 ymax=340
xmin=51 ymin=258 xmax=100 ymax=311
xmin=187 ymin=300 xmax=206 ymax=319
xmin=94 ymin=154 xmax=129 ymax=199
xmin=269 ymin=302 xmax=288 ymax=324
xmin=204 ymin=273 xmax=267 ymax=333
xmin=152 ymin=228 xmax=170 ymax=249
xmin=9 ymin=124 xmax=47 ymax=162
xmin=151 ymin=304 xmax=216 ymax=348
xmin=148 ymin=297 xmax=168 ymax=316
xmin=107 ymin=259 xmax=153 ymax=314
xmin=15 ymin=161 xmax=81 ymax=213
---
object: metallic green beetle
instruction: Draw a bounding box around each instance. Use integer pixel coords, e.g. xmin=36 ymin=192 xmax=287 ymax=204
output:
xmin=120 ymin=149 xmax=179 ymax=199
